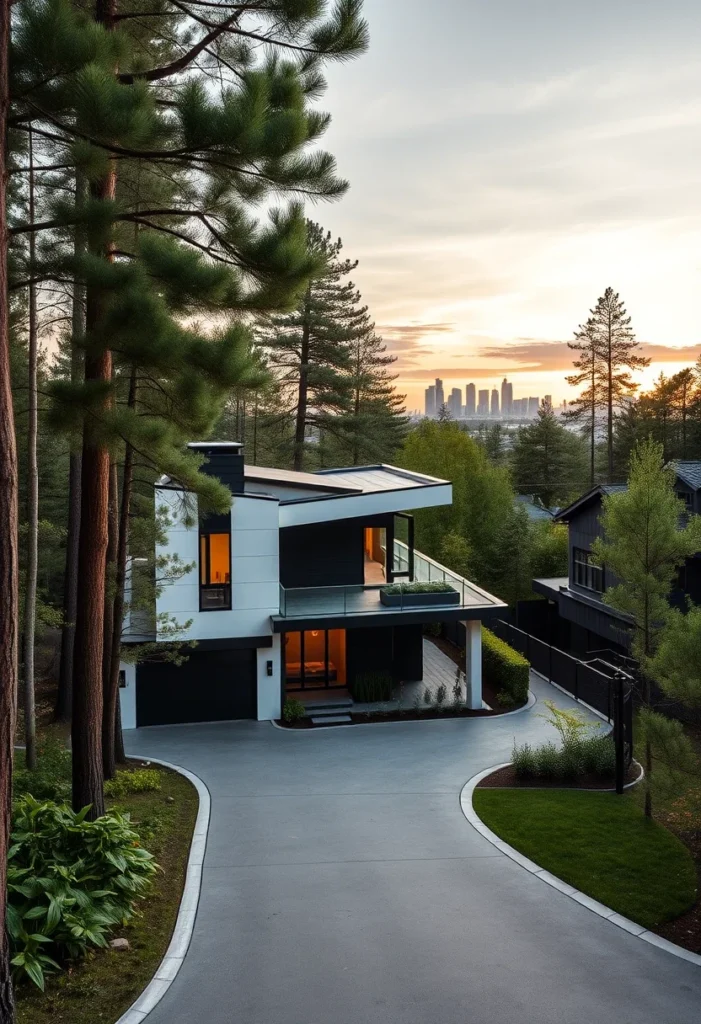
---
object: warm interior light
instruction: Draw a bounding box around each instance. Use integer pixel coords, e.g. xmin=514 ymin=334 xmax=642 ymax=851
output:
xmin=311 ymin=630 xmax=319 ymax=637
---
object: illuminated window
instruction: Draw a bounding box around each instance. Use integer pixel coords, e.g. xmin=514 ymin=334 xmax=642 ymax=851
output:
xmin=200 ymin=531 xmax=231 ymax=610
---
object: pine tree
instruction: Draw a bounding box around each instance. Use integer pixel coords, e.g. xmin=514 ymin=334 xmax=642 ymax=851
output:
xmin=592 ymin=439 xmax=701 ymax=816
xmin=565 ymin=316 xmax=603 ymax=487
xmin=510 ymin=403 xmax=588 ymax=508
xmin=0 ymin=0 xmax=18 ymax=1014
xmin=591 ymin=288 xmax=649 ymax=481
xmin=333 ymin=329 xmax=407 ymax=465
xmin=11 ymin=0 xmax=368 ymax=814
xmin=259 ymin=222 xmax=369 ymax=470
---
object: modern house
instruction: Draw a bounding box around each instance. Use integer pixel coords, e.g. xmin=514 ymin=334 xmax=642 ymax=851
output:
xmin=532 ymin=462 xmax=701 ymax=657
xmin=119 ymin=443 xmax=506 ymax=729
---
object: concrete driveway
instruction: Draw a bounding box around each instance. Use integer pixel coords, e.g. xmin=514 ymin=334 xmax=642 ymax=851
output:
xmin=125 ymin=677 xmax=701 ymax=1024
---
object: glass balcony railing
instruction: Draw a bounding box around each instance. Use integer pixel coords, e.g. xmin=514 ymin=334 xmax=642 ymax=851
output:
xmin=276 ymin=544 xmax=503 ymax=619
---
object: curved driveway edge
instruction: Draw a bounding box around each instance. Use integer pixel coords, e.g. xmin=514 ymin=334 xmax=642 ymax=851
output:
xmin=460 ymin=764 xmax=701 ymax=968
xmin=115 ymin=757 xmax=211 ymax=1024
xmin=271 ymin=690 xmax=538 ymax=732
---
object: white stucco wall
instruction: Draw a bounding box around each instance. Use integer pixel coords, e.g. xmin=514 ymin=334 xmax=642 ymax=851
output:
xmin=256 ymin=634 xmax=281 ymax=721
xmin=118 ymin=662 xmax=137 ymax=730
xmin=155 ymin=488 xmax=280 ymax=642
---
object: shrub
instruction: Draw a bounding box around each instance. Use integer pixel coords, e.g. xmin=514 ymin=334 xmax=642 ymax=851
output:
xmin=482 ymin=628 xmax=529 ymax=707
xmin=7 ymin=796 xmax=157 ymax=989
xmin=104 ymin=768 xmax=162 ymax=799
xmin=512 ymin=734 xmax=617 ymax=780
xmin=352 ymin=671 xmax=393 ymax=703
xmin=13 ymin=737 xmax=71 ymax=802
xmin=382 ymin=581 xmax=456 ymax=595
xmin=534 ymin=741 xmax=561 ymax=778
xmin=282 ymin=698 xmax=305 ymax=723
xmin=435 ymin=683 xmax=447 ymax=711
xmin=512 ymin=741 xmax=537 ymax=777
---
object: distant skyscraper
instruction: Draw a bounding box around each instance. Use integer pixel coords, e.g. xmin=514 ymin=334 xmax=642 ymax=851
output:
xmin=477 ymin=389 xmax=489 ymax=416
xmin=424 ymin=385 xmax=436 ymax=418
xmin=491 ymin=388 xmax=499 ymax=416
xmin=465 ymin=383 xmax=476 ymax=416
xmin=447 ymin=387 xmax=462 ymax=418
xmin=501 ymin=378 xmax=513 ymax=417
xmin=543 ymin=395 xmax=553 ymax=412
xmin=512 ymin=398 xmax=525 ymax=417
xmin=528 ymin=397 xmax=540 ymax=416
xmin=434 ymin=378 xmax=444 ymax=414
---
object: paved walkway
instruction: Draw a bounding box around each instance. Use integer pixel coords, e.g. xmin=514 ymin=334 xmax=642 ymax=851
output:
xmin=125 ymin=676 xmax=701 ymax=1024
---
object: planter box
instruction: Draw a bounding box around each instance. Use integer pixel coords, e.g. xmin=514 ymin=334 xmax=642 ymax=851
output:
xmin=380 ymin=587 xmax=460 ymax=608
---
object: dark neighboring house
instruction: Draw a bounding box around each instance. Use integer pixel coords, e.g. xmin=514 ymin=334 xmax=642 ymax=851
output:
xmin=532 ymin=463 xmax=701 ymax=659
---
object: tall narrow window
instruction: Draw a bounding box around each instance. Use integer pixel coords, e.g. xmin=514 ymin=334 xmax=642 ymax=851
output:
xmin=200 ymin=531 xmax=231 ymax=610
xmin=572 ymin=547 xmax=603 ymax=593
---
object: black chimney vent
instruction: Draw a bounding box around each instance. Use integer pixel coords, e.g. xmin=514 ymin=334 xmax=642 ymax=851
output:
xmin=188 ymin=442 xmax=244 ymax=494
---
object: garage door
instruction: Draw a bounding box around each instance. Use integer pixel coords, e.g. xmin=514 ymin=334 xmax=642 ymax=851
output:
xmin=136 ymin=648 xmax=257 ymax=726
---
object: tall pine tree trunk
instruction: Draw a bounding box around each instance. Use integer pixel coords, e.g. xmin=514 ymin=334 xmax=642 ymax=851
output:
xmin=23 ymin=127 xmax=38 ymax=770
xmin=56 ymin=174 xmax=86 ymax=722
xmin=0 ymin=1 xmax=19 ymax=1017
xmin=607 ymin=317 xmax=614 ymax=483
xmin=71 ymin=0 xmax=118 ymax=818
xmin=104 ymin=373 xmax=136 ymax=778
xmin=293 ymin=289 xmax=311 ymax=471
xmin=589 ymin=363 xmax=595 ymax=488
xmin=101 ymin=460 xmax=118 ymax=778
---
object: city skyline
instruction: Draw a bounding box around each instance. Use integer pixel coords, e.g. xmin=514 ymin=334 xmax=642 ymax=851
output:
xmin=423 ymin=376 xmax=547 ymax=419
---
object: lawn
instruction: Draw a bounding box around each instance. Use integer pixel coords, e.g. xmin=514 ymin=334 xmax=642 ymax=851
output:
xmin=473 ymin=788 xmax=697 ymax=930
xmin=14 ymin=763 xmax=198 ymax=1024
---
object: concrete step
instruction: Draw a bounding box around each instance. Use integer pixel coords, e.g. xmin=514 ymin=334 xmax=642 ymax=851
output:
xmin=310 ymin=715 xmax=352 ymax=726
xmin=302 ymin=699 xmax=353 ymax=716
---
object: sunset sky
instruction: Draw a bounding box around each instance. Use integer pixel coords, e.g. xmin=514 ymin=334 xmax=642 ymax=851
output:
xmin=318 ymin=0 xmax=701 ymax=411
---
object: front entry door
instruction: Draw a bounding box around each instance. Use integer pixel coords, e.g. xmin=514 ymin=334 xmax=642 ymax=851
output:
xmin=284 ymin=630 xmax=347 ymax=690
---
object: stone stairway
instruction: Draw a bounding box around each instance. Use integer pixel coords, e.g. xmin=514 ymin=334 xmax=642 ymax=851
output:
xmin=301 ymin=694 xmax=353 ymax=726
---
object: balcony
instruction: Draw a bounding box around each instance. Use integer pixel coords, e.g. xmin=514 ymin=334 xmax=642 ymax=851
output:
xmin=271 ymin=544 xmax=505 ymax=630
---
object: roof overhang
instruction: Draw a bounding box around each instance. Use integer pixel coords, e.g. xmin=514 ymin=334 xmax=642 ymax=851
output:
xmin=279 ymin=481 xmax=452 ymax=527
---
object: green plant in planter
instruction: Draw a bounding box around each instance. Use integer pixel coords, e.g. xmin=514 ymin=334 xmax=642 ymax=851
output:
xmin=7 ymin=796 xmax=157 ymax=989
xmin=283 ymin=698 xmax=306 ymax=723
xmin=382 ymin=581 xmax=456 ymax=595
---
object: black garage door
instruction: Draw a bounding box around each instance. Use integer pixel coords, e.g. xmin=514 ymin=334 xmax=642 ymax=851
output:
xmin=136 ymin=648 xmax=257 ymax=726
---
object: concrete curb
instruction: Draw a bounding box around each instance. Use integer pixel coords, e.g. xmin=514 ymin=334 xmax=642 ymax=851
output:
xmin=460 ymin=764 xmax=701 ymax=968
xmin=115 ymin=756 xmax=211 ymax=1024
xmin=271 ymin=689 xmax=538 ymax=732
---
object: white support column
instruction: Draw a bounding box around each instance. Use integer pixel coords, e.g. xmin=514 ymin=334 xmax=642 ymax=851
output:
xmin=465 ymin=619 xmax=483 ymax=710
xmin=257 ymin=634 xmax=282 ymax=721
xmin=119 ymin=662 xmax=137 ymax=730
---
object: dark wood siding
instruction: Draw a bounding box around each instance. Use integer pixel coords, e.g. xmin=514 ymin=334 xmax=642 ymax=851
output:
xmin=279 ymin=514 xmax=393 ymax=588
xmin=136 ymin=648 xmax=256 ymax=725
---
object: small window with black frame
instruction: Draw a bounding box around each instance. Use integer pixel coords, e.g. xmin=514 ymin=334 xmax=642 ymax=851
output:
xmin=200 ymin=530 xmax=231 ymax=610
xmin=572 ymin=547 xmax=604 ymax=593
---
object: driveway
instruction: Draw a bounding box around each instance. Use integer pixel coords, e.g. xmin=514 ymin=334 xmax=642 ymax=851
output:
xmin=125 ymin=677 xmax=701 ymax=1024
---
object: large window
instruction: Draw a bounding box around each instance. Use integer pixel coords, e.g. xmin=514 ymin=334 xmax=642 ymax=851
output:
xmin=200 ymin=531 xmax=231 ymax=610
xmin=572 ymin=547 xmax=603 ymax=593
xmin=284 ymin=629 xmax=347 ymax=690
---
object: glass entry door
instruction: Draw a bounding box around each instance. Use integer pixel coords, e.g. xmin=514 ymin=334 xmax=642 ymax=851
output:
xmin=284 ymin=630 xmax=347 ymax=690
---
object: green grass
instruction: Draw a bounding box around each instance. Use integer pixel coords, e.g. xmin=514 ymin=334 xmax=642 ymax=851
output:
xmin=15 ymin=765 xmax=198 ymax=1024
xmin=473 ymin=789 xmax=697 ymax=929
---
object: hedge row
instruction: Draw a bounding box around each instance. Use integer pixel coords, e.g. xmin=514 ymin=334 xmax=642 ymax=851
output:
xmin=482 ymin=627 xmax=530 ymax=707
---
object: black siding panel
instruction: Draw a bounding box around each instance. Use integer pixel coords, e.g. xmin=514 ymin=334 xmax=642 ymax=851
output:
xmin=346 ymin=627 xmax=394 ymax=682
xmin=280 ymin=514 xmax=393 ymax=588
xmin=392 ymin=625 xmax=423 ymax=681
xmin=136 ymin=649 xmax=256 ymax=725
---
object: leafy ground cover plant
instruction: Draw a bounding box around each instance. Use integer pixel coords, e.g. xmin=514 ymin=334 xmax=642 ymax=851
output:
xmin=104 ymin=769 xmax=162 ymax=799
xmin=7 ymin=796 xmax=157 ymax=990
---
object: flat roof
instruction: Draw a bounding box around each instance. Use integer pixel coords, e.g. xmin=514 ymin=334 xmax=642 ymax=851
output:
xmin=314 ymin=464 xmax=448 ymax=495
xmin=244 ymin=465 xmax=361 ymax=494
